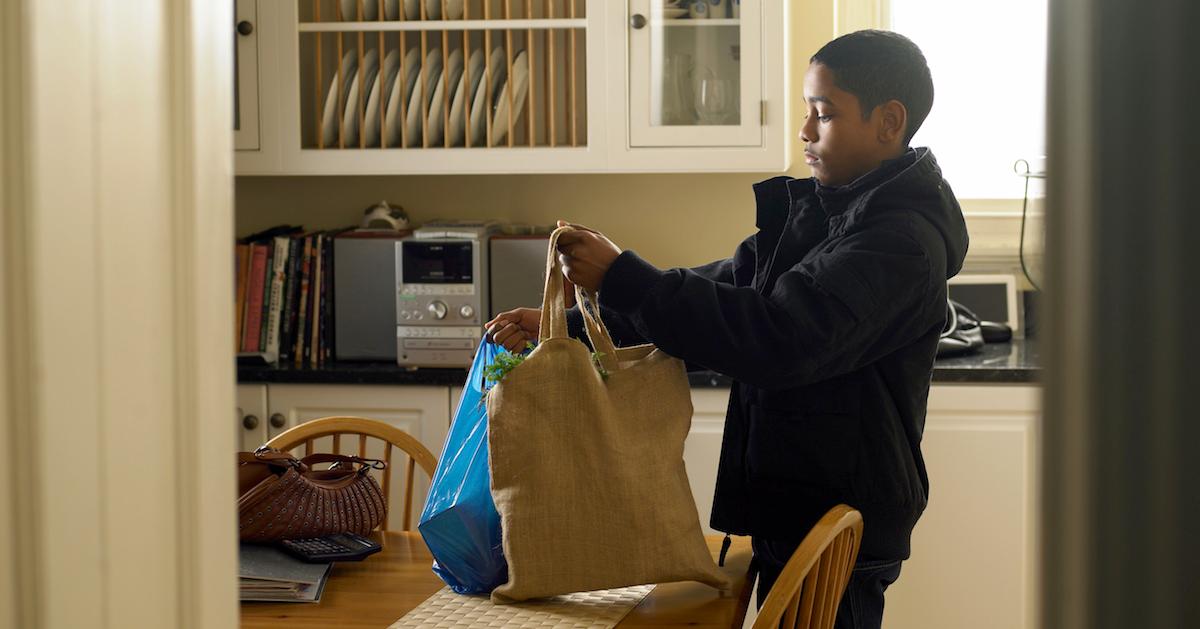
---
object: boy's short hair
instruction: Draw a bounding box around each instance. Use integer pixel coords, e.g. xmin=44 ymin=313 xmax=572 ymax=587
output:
xmin=810 ymin=30 xmax=934 ymax=145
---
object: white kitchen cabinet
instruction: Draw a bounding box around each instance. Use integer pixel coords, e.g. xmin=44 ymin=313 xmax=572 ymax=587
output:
xmin=449 ymin=384 xmax=464 ymax=420
xmin=886 ymin=384 xmax=1041 ymax=629
xmin=679 ymin=384 xmax=1041 ymax=629
xmin=235 ymin=0 xmax=787 ymax=174
xmin=235 ymin=0 xmax=262 ymax=151
xmin=235 ymin=383 xmax=451 ymax=516
xmin=236 ymin=383 xmax=270 ymax=451
xmin=684 ymin=387 xmax=731 ymax=535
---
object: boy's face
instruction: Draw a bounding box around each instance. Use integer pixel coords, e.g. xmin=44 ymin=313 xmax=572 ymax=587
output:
xmin=801 ymin=62 xmax=904 ymax=187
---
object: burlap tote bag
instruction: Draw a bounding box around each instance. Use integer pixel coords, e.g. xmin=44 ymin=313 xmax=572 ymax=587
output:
xmin=486 ymin=226 xmax=729 ymax=603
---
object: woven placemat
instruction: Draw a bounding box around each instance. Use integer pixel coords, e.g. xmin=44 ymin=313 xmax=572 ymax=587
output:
xmin=388 ymin=584 xmax=655 ymax=629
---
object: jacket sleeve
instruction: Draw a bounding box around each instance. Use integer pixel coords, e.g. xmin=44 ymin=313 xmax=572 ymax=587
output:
xmin=596 ymin=223 xmax=939 ymax=389
xmin=565 ymin=235 xmax=753 ymax=354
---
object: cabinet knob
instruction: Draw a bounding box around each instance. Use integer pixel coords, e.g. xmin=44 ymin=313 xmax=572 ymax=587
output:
xmin=269 ymin=413 xmax=287 ymax=429
xmin=237 ymin=20 xmax=254 ymax=36
xmin=630 ymin=13 xmax=647 ymax=29
xmin=242 ymin=414 xmax=259 ymax=430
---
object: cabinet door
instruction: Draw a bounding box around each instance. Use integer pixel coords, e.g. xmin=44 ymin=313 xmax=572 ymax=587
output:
xmin=684 ymin=387 xmax=730 ymax=534
xmin=234 ymin=0 xmax=260 ymax=150
xmin=236 ymin=384 xmax=269 ymax=451
xmin=886 ymin=385 xmax=1041 ymax=629
xmin=264 ymin=384 xmax=451 ymax=520
xmin=449 ymin=384 xmax=464 ymax=426
xmin=628 ymin=0 xmax=762 ymax=147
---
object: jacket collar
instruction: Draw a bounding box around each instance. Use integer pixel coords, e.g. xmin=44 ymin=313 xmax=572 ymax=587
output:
xmin=751 ymin=148 xmax=926 ymax=234
xmin=815 ymin=148 xmax=922 ymax=215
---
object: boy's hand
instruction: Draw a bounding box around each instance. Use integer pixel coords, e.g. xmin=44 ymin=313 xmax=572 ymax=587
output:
xmin=485 ymin=307 xmax=541 ymax=353
xmin=555 ymin=220 xmax=623 ymax=292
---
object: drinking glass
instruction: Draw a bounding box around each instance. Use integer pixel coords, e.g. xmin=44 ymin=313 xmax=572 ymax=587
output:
xmin=694 ymin=76 xmax=732 ymax=125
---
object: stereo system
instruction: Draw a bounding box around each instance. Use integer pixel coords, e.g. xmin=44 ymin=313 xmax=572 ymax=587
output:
xmin=334 ymin=221 xmax=550 ymax=367
xmin=394 ymin=221 xmax=498 ymax=367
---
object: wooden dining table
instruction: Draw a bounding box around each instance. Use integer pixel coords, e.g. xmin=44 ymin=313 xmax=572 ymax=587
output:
xmin=241 ymin=532 xmax=756 ymax=629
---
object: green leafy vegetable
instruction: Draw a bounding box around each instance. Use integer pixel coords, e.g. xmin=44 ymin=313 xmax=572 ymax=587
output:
xmin=482 ymin=343 xmax=611 ymax=387
xmin=591 ymin=352 xmax=610 ymax=381
xmin=483 ymin=342 xmax=536 ymax=386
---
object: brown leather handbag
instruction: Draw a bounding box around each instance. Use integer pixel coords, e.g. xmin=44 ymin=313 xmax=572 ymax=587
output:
xmin=237 ymin=448 xmax=388 ymax=542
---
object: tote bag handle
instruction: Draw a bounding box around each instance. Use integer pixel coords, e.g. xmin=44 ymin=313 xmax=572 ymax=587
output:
xmin=538 ymin=226 xmax=620 ymax=373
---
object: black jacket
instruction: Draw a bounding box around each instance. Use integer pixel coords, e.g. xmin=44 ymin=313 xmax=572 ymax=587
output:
xmin=568 ymin=148 xmax=968 ymax=560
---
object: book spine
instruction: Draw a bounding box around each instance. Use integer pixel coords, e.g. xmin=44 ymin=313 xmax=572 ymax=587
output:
xmin=294 ymin=236 xmax=314 ymax=368
xmin=278 ymin=236 xmax=303 ymax=364
xmin=308 ymin=234 xmax=324 ymax=369
xmin=234 ymin=244 xmax=250 ymax=353
xmin=264 ymin=236 xmax=289 ymax=362
xmin=242 ymin=244 xmax=268 ymax=353
xmin=321 ymin=235 xmax=334 ymax=367
xmin=257 ymin=244 xmax=274 ymax=352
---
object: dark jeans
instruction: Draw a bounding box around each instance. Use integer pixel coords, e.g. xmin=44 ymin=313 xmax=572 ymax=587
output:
xmin=752 ymin=537 xmax=903 ymax=629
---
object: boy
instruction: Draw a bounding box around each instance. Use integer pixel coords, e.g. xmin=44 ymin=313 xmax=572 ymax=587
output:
xmin=486 ymin=30 xmax=967 ymax=628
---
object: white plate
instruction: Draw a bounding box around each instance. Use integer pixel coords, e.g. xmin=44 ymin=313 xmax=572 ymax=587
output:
xmin=404 ymin=48 xmax=443 ymax=147
xmin=423 ymin=0 xmax=464 ymax=19
xmin=364 ymin=49 xmax=400 ymax=146
xmin=470 ymin=46 xmax=506 ymax=145
xmin=340 ymin=0 xmax=378 ymax=20
xmin=663 ymin=7 xmax=689 ymax=18
xmin=427 ymin=49 xmax=463 ymax=146
xmin=404 ymin=0 xmax=419 ymax=19
xmin=341 ymin=49 xmax=379 ymax=146
xmin=321 ymin=50 xmax=358 ymax=147
xmin=385 ymin=0 xmax=400 ymax=20
xmin=447 ymin=48 xmax=483 ymax=146
xmin=490 ymin=51 xmax=530 ymax=145
xmin=384 ymin=47 xmax=421 ymax=147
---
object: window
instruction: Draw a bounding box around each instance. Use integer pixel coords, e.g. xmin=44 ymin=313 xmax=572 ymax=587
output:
xmin=886 ymin=0 xmax=1048 ymax=199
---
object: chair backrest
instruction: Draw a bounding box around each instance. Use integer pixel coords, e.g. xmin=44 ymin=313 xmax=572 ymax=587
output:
xmin=265 ymin=416 xmax=438 ymax=531
xmin=752 ymin=504 xmax=864 ymax=629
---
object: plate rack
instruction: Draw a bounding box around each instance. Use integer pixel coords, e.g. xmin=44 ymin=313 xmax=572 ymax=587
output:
xmin=299 ymin=0 xmax=587 ymax=150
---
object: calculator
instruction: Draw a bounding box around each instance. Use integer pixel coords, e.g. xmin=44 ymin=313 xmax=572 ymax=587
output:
xmin=277 ymin=532 xmax=383 ymax=563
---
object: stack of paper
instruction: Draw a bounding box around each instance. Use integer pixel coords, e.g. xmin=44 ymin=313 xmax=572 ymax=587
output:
xmin=239 ymin=543 xmax=332 ymax=603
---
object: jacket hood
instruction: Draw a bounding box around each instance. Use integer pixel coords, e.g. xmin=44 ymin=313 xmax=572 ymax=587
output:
xmin=815 ymin=147 xmax=969 ymax=278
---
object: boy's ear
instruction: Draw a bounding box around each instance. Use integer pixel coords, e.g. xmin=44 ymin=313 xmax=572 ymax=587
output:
xmin=876 ymin=99 xmax=908 ymax=145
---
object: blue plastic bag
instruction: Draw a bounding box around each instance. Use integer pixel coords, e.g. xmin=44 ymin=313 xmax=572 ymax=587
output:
xmin=418 ymin=340 xmax=509 ymax=594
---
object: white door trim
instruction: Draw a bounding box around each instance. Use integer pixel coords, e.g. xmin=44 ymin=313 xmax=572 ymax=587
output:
xmin=1 ymin=1 xmax=238 ymax=627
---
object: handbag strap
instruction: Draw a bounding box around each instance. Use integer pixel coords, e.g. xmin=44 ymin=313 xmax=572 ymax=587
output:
xmin=301 ymin=452 xmax=387 ymax=470
xmin=238 ymin=449 xmax=300 ymax=467
xmin=239 ymin=449 xmax=386 ymax=472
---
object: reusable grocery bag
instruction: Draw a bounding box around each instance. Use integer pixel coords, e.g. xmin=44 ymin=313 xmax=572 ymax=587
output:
xmin=486 ymin=226 xmax=728 ymax=603
xmin=418 ymin=340 xmax=509 ymax=594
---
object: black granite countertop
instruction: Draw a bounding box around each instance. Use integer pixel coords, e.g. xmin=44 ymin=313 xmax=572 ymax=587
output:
xmin=928 ymin=337 xmax=1040 ymax=383
xmin=238 ymin=339 xmax=1040 ymax=386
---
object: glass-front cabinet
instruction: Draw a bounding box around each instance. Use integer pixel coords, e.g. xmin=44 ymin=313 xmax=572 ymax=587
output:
xmin=235 ymin=0 xmax=786 ymax=174
xmin=627 ymin=0 xmax=762 ymax=147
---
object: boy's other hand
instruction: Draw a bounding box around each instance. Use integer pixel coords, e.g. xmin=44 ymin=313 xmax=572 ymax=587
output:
xmin=485 ymin=307 xmax=541 ymax=353
xmin=555 ymin=220 xmax=622 ymax=292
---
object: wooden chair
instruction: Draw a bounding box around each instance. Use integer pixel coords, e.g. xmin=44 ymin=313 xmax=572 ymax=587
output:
xmin=265 ymin=416 xmax=438 ymax=531
xmin=752 ymin=504 xmax=864 ymax=629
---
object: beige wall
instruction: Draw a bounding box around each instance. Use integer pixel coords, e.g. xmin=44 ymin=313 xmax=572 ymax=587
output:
xmin=235 ymin=1 xmax=1028 ymax=271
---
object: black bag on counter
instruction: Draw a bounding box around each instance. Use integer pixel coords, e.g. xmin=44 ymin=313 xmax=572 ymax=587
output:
xmin=937 ymin=299 xmax=1012 ymax=358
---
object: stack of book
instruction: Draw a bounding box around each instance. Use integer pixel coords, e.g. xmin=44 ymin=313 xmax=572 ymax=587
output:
xmin=239 ymin=543 xmax=332 ymax=603
xmin=235 ymin=227 xmax=346 ymax=367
